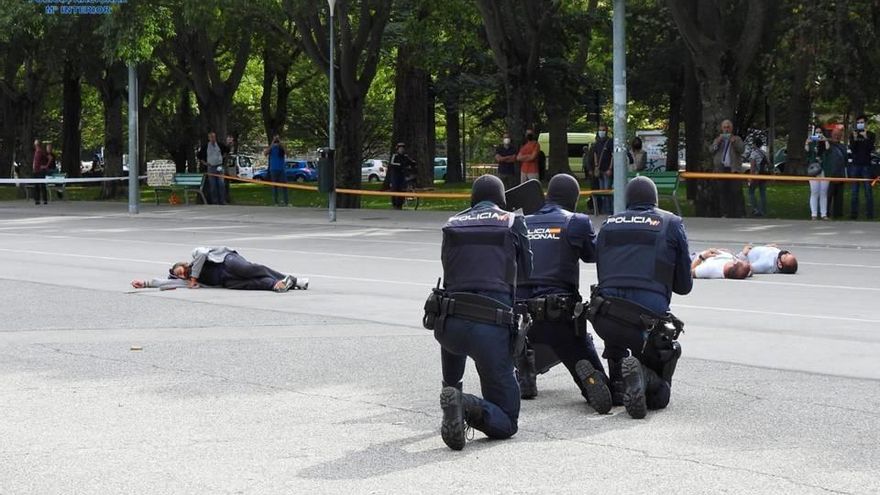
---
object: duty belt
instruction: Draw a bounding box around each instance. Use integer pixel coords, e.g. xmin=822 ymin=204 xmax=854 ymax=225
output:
xmin=587 ymin=289 xmax=684 ymax=339
xmin=522 ymin=294 xmax=584 ymax=322
xmin=423 ymin=289 xmax=516 ymax=330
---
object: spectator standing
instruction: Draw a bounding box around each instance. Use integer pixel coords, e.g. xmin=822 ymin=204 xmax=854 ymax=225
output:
xmin=822 ymin=127 xmax=848 ymax=219
xmin=197 ymin=132 xmax=229 ymax=205
xmin=806 ymin=126 xmax=828 ymax=220
xmin=494 ymin=133 xmax=517 ymax=189
xmin=516 ymin=129 xmax=540 ymax=183
xmin=263 ymin=135 xmax=288 ymax=206
xmin=747 ymin=137 xmax=769 ymax=217
xmin=45 ymin=143 xmax=62 ymax=200
xmin=389 ymin=142 xmax=416 ymax=210
xmin=32 ymin=140 xmax=49 ymax=205
xmin=710 ymin=119 xmax=745 ymax=216
xmin=628 ymin=137 xmax=647 ymax=172
xmin=590 ymin=125 xmax=614 ymax=213
xmin=848 ymin=115 xmax=875 ymax=219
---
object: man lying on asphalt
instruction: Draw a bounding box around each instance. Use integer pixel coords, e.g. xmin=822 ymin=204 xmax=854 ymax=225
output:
xmin=131 ymin=246 xmax=309 ymax=292
xmin=736 ymin=244 xmax=798 ymax=274
xmin=690 ymin=248 xmax=752 ymax=279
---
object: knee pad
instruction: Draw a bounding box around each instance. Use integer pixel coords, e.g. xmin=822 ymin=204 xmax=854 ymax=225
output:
xmin=646 ymin=382 xmax=670 ymax=410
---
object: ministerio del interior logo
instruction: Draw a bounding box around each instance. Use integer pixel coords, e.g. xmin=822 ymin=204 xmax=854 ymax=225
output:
xmin=33 ymin=0 xmax=127 ymax=15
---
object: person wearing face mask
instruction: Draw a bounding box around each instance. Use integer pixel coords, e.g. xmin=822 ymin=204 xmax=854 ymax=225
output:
xmin=822 ymin=127 xmax=849 ymax=219
xmin=589 ymin=125 xmax=614 ymax=213
xmin=516 ymin=129 xmax=541 ymax=183
xmin=806 ymin=125 xmax=828 ymax=220
xmin=628 ymin=137 xmax=647 ymax=173
xmin=848 ymin=115 xmax=875 ymax=220
xmin=495 ymin=133 xmax=518 ymax=189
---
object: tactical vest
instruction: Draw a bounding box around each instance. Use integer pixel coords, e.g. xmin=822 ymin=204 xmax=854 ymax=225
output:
xmin=520 ymin=207 xmax=580 ymax=292
xmin=596 ymin=208 xmax=676 ymax=296
xmin=442 ymin=204 xmax=519 ymax=294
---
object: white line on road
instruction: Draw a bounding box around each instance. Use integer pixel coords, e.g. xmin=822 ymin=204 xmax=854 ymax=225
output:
xmin=671 ymin=303 xmax=880 ymax=324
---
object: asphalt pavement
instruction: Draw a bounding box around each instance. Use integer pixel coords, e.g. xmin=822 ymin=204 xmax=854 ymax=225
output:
xmin=0 ymin=200 xmax=878 ymax=494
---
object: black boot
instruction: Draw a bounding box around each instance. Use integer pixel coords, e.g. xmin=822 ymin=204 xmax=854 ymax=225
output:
xmin=607 ymin=359 xmax=625 ymax=406
xmin=440 ymin=386 xmax=483 ymax=451
xmin=575 ymin=360 xmax=612 ymax=414
xmin=516 ymin=348 xmax=538 ymax=399
xmin=440 ymin=386 xmax=466 ymax=450
xmin=621 ymin=356 xmax=647 ymax=419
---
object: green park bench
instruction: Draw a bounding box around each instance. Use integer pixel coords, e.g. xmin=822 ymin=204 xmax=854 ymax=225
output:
xmin=24 ymin=172 xmax=67 ymax=202
xmin=588 ymin=170 xmax=681 ymax=216
xmin=152 ymin=173 xmax=207 ymax=205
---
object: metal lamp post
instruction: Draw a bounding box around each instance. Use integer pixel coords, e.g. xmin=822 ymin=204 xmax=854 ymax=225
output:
xmin=612 ymin=0 xmax=627 ymax=214
xmin=328 ymin=0 xmax=337 ymax=222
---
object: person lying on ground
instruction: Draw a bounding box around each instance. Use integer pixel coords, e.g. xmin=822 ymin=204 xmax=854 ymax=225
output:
xmin=690 ymin=248 xmax=752 ymax=279
xmin=736 ymin=244 xmax=798 ymax=274
xmin=130 ymin=246 xmax=309 ymax=292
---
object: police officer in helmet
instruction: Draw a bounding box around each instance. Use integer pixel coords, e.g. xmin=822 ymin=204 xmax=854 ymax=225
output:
xmin=424 ymin=174 xmax=533 ymax=450
xmin=516 ymin=174 xmax=612 ymax=414
xmin=590 ymin=176 xmax=693 ymax=419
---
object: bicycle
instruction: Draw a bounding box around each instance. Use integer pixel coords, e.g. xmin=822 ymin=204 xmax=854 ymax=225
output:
xmin=402 ymin=170 xmax=420 ymax=210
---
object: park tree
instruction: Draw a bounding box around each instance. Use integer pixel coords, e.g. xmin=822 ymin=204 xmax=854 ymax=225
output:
xmin=475 ymin=0 xmax=560 ymax=154
xmin=287 ymin=0 xmax=393 ymax=208
xmin=666 ymin=0 xmax=774 ymax=217
xmin=0 ymin=3 xmax=59 ymax=180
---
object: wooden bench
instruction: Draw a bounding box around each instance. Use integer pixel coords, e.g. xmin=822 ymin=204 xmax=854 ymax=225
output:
xmin=587 ymin=170 xmax=681 ymax=215
xmin=153 ymin=173 xmax=206 ymax=205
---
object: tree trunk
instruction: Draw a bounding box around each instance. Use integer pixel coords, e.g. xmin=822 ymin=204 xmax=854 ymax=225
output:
xmin=0 ymin=98 xmax=15 ymax=179
xmin=392 ymin=45 xmax=432 ymax=187
xmin=261 ymin=47 xmax=292 ymax=141
xmin=697 ymin=73 xmax=742 ymax=217
xmin=100 ymin=87 xmax=125 ymax=199
xmin=546 ymin=103 xmax=572 ymax=176
xmin=666 ymin=69 xmax=683 ymax=172
xmin=61 ymin=59 xmax=82 ymax=178
xmin=784 ymin=50 xmax=813 ymax=176
xmin=336 ymin=97 xmax=364 ymax=208
xmin=444 ymin=92 xmax=463 ymax=183
xmin=683 ymin=58 xmax=701 ymax=201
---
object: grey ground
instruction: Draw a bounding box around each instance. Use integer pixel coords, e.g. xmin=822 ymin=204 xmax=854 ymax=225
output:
xmin=0 ymin=200 xmax=878 ymax=494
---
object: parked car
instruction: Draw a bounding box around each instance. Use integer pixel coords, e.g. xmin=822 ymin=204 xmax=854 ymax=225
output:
xmin=226 ymin=154 xmax=255 ymax=179
xmin=253 ymin=159 xmax=318 ymax=182
xmin=362 ymin=159 xmax=387 ymax=182
xmin=433 ymin=157 xmax=447 ymax=181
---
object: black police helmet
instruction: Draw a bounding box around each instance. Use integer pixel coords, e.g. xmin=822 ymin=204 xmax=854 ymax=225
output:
xmin=471 ymin=174 xmax=506 ymax=208
xmin=625 ymin=176 xmax=658 ymax=207
xmin=546 ymin=173 xmax=580 ymax=212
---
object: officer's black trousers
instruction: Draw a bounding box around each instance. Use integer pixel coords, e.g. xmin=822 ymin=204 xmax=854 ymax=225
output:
xmin=591 ymin=314 xmax=672 ymax=410
xmin=528 ymin=318 xmax=608 ymax=389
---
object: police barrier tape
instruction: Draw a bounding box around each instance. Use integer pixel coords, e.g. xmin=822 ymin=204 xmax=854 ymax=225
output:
xmin=0 ymin=176 xmax=147 ymax=184
xmin=679 ymin=171 xmax=880 ymax=187
xmin=209 ymin=173 xmax=614 ymax=199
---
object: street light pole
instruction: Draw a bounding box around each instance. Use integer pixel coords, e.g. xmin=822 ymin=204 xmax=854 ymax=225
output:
xmin=612 ymin=0 xmax=628 ymax=214
xmin=128 ymin=63 xmax=139 ymax=214
xmin=328 ymin=0 xmax=337 ymax=222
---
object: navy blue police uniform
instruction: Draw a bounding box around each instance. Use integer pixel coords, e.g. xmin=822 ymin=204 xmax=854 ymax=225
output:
xmin=426 ymin=175 xmax=532 ymax=450
xmin=591 ymin=177 xmax=692 ymax=418
xmin=516 ymin=201 xmax=612 ymax=413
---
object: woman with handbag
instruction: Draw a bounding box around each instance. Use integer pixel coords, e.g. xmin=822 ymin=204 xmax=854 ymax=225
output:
xmin=806 ymin=126 xmax=828 ymax=220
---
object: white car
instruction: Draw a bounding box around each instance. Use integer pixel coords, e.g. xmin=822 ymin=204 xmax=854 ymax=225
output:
xmin=362 ymin=159 xmax=387 ymax=182
xmin=228 ymin=154 xmax=255 ymax=179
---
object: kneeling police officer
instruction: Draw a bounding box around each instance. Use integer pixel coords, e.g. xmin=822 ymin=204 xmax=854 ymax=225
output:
xmin=516 ymin=174 xmax=612 ymax=414
xmin=589 ymin=176 xmax=693 ymax=419
xmin=423 ymin=175 xmax=533 ymax=450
